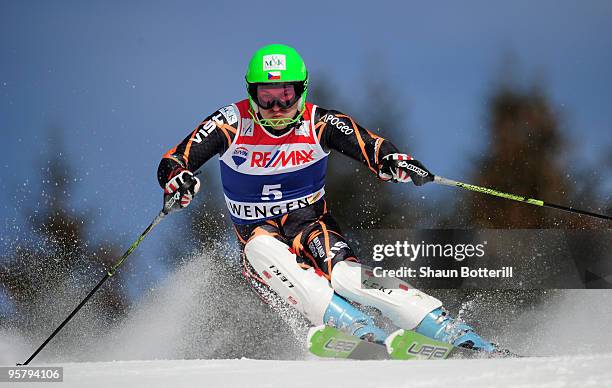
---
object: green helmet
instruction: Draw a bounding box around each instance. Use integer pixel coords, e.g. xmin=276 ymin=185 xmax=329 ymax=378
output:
xmin=245 ymin=44 xmax=308 ymax=127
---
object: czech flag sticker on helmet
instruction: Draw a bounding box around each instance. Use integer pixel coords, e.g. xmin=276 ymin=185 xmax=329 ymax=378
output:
xmin=267 ymin=71 xmax=281 ymax=80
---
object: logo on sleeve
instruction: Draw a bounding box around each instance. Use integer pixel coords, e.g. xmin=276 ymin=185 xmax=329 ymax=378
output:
xmin=263 ymin=54 xmax=286 ymax=71
xmin=321 ymin=114 xmax=354 ymax=135
xmin=193 ymin=112 xmax=224 ymax=143
xmin=219 ymin=106 xmax=238 ymax=125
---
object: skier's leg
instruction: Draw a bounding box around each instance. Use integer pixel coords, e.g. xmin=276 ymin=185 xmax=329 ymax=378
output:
xmin=331 ymin=261 xmax=495 ymax=351
xmin=331 ymin=260 xmax=441 ymax=328
xmin=294 ymin=215 xmax=495 ymax=351
xmin=242 ymin=228 xmax=386 ymax=342
xmin=244 ymin=230 xmax=332 ymax=324
xmin=292 ymin=215 xmax=440 ymax=328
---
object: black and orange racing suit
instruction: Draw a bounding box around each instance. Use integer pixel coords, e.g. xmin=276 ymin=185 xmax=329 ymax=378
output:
xmin=157 ymin=102 xmax=403 ymax=284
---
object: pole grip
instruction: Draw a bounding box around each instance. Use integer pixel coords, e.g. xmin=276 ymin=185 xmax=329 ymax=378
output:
xmin=433 ymin=175 xmax=460 ymax=187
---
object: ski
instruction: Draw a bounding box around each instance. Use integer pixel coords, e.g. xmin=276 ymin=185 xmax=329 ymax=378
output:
xmin=307 ymin=325 xmax=456 ymax=360
xmin=307 ymin=325 xmax=388 ymax=360
xmin=385 ymin=329 xmax=519 ymax=359
xmin=308 ymin=325 xmax=512 ymax=360
xmin=384 ymin=329 xmax=455 ymax=360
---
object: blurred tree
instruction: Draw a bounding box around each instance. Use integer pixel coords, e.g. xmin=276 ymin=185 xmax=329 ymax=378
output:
xmin=452 ymin=80 xmax=604 ymax=228
xmin=437 ymin=62 xmax=610 ymax=298
xmin=0 ymin=129 xmax=129 ymax=335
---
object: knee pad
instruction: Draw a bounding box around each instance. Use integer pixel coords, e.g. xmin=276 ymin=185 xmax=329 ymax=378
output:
xmin=244 ymin=235 xmax=334 ymax=325
xmin=331 ymin=261 xmax=442 ymax=329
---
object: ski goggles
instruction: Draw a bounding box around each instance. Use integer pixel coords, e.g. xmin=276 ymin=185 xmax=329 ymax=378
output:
xmin=249 ymin=82 xmax=304 ymax=110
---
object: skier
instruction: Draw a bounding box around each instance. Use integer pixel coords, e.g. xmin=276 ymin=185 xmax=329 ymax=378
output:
xmin=157 ymin=44 xmax=496 ymax=352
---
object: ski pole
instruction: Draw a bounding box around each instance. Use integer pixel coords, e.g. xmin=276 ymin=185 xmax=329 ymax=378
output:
xmin=433 ymin=175 xmax=611 ymax=221
xmin=17 ymin=173 xmax=199 ymax=365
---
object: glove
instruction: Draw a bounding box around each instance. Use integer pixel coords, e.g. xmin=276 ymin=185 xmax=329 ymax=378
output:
xmin=378 ymin=153 xmax=434 ymax=186
xmin=164 ymin=169 xmax=201 ymax=211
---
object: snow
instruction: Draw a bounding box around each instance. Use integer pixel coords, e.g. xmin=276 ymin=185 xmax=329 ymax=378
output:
xmin=3 ymin=251 xmax=612 ymax=387
xmin=24 ymin=354 xmax=612 ymax=388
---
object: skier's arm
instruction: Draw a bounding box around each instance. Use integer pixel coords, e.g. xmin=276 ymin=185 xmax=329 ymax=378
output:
xmin=314 ymin=108 xmax=434 ymax=185
xmin=314 ymin=108 xmax=396 ymax=174
xmin=157 ymin=107 xmax=238 ymax=188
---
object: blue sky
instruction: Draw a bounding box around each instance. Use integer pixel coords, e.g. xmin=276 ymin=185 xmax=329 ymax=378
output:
xmin=2 ymin=0 xmax=611 ymax=298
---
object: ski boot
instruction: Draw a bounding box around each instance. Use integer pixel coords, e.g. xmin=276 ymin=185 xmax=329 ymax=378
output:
xmin=415 ymin=307 xmax=496 ymax=352
xmin=323 ymin=293 xmax=387 ymax=344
